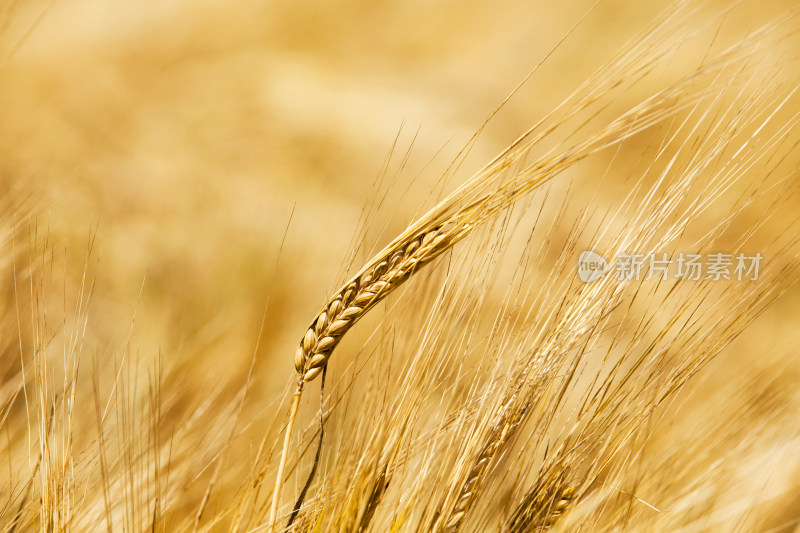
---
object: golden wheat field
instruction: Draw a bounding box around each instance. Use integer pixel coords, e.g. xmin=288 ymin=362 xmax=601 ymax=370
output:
xmin=3 ymin=0 xmax=800 ymax=531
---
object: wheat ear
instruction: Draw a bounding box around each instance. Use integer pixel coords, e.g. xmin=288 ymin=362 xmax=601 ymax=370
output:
xmin=293 ymin=220 xmax=468 ymax=382
xmin=442 ymin=398 xmax=528 ymax=532
xmin=507 ymin=476 xmax=577 ymax=533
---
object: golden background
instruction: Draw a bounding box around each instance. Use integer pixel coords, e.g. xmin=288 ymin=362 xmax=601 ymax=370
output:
xmin=2 ymin=0 xmax=800 ymax=530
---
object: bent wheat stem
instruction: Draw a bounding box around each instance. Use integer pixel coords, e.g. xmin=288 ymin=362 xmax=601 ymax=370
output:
xmin=269 ymin=380 xmax=303 ymax=533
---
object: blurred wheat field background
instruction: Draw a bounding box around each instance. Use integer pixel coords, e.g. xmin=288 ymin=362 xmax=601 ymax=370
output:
xmin=3 ymin=0 xmax=800 ymax=531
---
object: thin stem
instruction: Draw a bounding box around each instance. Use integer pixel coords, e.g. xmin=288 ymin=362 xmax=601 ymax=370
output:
xmin=269 ymin=379 xmax=304 ymax=533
